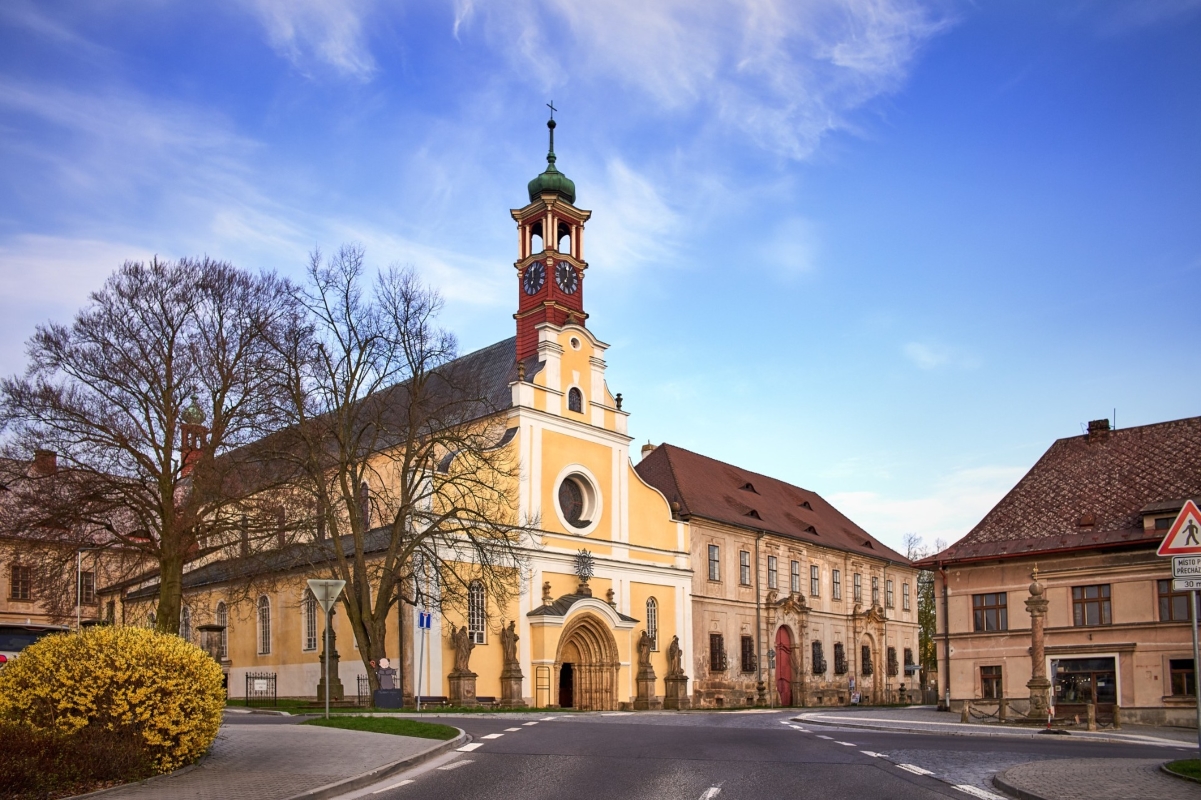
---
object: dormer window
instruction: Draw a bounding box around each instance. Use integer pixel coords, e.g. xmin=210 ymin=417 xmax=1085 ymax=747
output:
xmin=568 ymin=387 xmax=583 ymax=413
xmin=740 ymin=482 xmax=757 ymax=494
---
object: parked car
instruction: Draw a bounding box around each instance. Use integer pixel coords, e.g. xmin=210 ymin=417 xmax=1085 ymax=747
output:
xmin=0 ymin=623 xmax=69 ymax=666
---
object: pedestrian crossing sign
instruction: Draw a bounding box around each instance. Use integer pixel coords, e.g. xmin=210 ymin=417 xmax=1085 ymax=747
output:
xmin=1157 ymin=499 xmax=1201 ymax=556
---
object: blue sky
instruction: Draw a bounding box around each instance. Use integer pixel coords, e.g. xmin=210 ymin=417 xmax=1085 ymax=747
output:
xmin=2 ymin=1 xmax=1199 ymax=553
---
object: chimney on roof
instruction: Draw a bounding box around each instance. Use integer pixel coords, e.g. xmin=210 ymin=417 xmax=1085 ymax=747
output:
xmin=641 ymin=442 xmax=656 ymax=460
xmin=32 ymin=449 xmax=57 ymax=476
xmin=1087 ymin=418 xmax=1110 ymax=442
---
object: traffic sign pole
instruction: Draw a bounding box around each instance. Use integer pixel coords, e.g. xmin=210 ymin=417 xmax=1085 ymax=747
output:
xmin=1193 ymin=591 xmax=1201 ymax=758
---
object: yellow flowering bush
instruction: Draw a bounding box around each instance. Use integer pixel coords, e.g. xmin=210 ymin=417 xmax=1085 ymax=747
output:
xmin=0 ymin=626 xmax=224 ymax=772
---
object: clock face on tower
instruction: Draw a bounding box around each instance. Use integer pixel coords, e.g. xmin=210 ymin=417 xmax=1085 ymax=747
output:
xmin=555 ymin=260 xmax=578 ymax=294
xmin=523 ymin=262 xmax=546 ymax=295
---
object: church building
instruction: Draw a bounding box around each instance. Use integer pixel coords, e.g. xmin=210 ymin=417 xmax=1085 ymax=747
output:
xmin=102 ymin=116 xmax=912 ymax=711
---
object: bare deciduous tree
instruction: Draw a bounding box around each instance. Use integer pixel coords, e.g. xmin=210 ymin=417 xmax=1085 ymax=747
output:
xmin=267 ymin=245 xmax=532 ymax=694
xmin=0 ymin=257 xmax=295 ymax=633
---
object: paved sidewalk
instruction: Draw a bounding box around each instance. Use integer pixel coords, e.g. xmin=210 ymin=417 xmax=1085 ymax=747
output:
xmin=89 ymin=720 xmax=459 ymax=800
xmin=994 ymin=757 xmax=1201 ymax=800
xmin=795 ymin=705 xmax=1198 ymax=747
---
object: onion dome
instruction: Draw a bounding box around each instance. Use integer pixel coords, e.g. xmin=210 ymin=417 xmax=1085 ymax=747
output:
xmin=527 ymin=118 xmax=576 ymax=204
xmin=181 ymin=396 xmax=206 ymax=426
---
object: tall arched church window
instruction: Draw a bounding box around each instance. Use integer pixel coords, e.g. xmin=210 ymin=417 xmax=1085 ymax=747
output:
xmin=646 ymin=597 xmax=659 ymax=651
xmin=180 ymin=606 xmax=192 ymax=642
xmin=216 ymin=601 xmax=228 ymax=660
xmin=468 ymin=580 xmax=486 ymax=644
xmin=567 ymin=387 xmax=583 ymax=413
xmin=303 ymin=590 xmax=318 ymax=651
xmin=257 ymin=595 xmax=272 ymax=655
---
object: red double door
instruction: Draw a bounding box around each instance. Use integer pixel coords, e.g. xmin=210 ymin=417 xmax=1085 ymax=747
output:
xmin=776 ymin=627 xmax=793 ymax=706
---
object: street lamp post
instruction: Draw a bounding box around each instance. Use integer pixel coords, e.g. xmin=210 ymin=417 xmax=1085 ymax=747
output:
xmin=307 ymin=579 xmax=347 ymax=719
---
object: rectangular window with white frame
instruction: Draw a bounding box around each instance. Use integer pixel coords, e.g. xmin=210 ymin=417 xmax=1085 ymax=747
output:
xmin=810 ymin=564 xmax=820 ymax=597
xmin=902 ymin=582 xmax=911 ymax=611
xmin=739 ymin=550 xmax=751 ymax=586
xmin=708 ymin=544 xmax=721 ymax=581
xmin=767 ymin=556 xmax=777 ymax=590
xmin=790 ymin=560 xmax=800 ymax=594
xmin=832 ymin=569 xmax=841 ymax=600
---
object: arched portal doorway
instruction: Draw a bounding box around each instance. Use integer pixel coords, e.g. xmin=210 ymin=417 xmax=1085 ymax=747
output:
xmin=776 ymin=626 xmax=794 ymax=707
xmin=555 ymin=613 xmax=620 ymax=711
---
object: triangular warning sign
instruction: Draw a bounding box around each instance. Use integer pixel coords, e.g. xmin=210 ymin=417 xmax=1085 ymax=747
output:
xmin=1157 ymin=499 xmax=1201 ymax=556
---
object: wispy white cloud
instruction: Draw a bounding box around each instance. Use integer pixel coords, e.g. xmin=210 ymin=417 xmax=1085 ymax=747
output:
xmin=903 ymin=340 xmax=979 ymax=370
xmin=583 ymin=159 xmax=683 ymax=274
xmin=242 ymin=0 xmax=379 ymax=81
xmin=829 ymin=464 xmax=1025 ymax=550
xmin=454 ymin=0 xmax=950 ymax=159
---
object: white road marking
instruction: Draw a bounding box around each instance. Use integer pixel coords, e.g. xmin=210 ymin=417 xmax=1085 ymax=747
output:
xmin=835 ymin=741 xmax=856 ymax=746
xmin=438 ymin=760 xmax=473 ymax=771
xmin=523 ymin=721 xmax=539 ymax=726
xmin=457 ymin=742 xmax=483 ymax=752
xmin=816 ymin=735 xmax=833 ymax=740
xmin=953 ymin=786 xmax=1006 ymax=799
xmin=482 ymin=733 xmax=504 ymax=739
xmin=699 ymin=789 xmax=721 ymax=800
xmin=896 ymin=764 xmax=935 ymax=776
xmin=372 ymin=778 xmax=414 ymax=793
xmin=540 ymin=717 xmax=557 ymax=721
xmin=602 ymin=712 xmax=632 ymax=716
xmin=860 ymin=751 xmax=887 ymax=758
xmin=505 ymin=727 xmax=522 ymax=732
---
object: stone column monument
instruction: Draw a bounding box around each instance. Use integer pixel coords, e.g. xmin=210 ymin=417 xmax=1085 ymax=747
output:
xmin=316 ymin=611 xmax=344 ymax=702
xmin=1025 ymin=566 xmax=1052 ymax=720
xmin=633 ymin=629 xmax=662 ymax=710
xmin=447 ymin=624 xmax=478 ymax=707
xmin=663 ymin=635 xmax=691 ymax=710
xmin=499 ymin=620 xmax=526 ymax=708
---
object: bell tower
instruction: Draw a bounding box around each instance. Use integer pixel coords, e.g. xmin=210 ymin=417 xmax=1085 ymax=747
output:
xmin=512 ymin=110 xmax=592 ymax=362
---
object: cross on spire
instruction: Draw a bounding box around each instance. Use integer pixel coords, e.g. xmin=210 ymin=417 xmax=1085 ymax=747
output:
xmin=547 ymin=100 xmax=557 ymax=119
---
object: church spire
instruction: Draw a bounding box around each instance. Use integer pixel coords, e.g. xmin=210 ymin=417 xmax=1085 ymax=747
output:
xmin=527 ymin=105 xmax=576 ymax=204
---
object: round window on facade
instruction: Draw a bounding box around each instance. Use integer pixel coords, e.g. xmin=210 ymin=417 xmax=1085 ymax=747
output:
xmin=557 ymin=474 xmax=596 ymax=529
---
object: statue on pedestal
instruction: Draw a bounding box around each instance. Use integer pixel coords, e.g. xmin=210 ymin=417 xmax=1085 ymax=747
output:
xmin=499 ymin=620 xmax=525 ymax=708
xmin=667 ymin=635 xmax=685 ymax=678
xmin=450 ymin=623 xmax=476 ymax=676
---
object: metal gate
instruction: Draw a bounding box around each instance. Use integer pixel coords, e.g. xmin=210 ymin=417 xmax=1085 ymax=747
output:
xmin=245 ymin=672 xmax=277 ymax=707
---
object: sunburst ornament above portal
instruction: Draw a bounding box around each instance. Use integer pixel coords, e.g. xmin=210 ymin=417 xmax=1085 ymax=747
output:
xmin=574 ymin=549 xmax=595 ymax=593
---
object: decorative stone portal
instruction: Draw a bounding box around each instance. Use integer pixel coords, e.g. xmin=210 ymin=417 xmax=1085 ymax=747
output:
xmin=554 ymin=613 xmax=620 ymax=711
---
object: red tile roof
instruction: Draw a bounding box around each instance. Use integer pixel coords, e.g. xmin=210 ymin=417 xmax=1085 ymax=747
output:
xmin=918 ymin=416 xmax=1201 ymax=566
xmin=635 ymin=444 xmax=909 ymax=565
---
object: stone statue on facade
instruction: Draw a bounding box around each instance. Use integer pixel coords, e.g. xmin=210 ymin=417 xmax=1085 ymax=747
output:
xmin=501 ymin=620 xmax=519 ymax=669
xmin=634 ymin=629 xmax=660 ymax=710
xmin=637 ymin=630 xmax=654 ymax=676
xmin=450 ymin=624 xmax=476 ymax=676
xmin=499 ymin=620 xmax=525 ymax=708
xmin=666 ymin=635 xmax=685 ymax=678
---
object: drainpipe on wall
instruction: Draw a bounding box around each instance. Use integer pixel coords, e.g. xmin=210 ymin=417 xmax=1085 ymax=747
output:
xmin=754 ymin=530 xmax=765 ymax=706
xmin=941 ymin=564 xmax=951 ymax=711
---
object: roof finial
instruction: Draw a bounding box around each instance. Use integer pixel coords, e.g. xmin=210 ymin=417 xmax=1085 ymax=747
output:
xmin=546 ymin=101 xmax=557 ymax=164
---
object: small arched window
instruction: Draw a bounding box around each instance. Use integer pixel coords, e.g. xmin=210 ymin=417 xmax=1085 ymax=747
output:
xmin=216 ymin=601 xmax=228 ymax=660
xmin=257 ymin=595 xmax=272 ymax=655
xmin=646 ymin=597 xmax=659 ymax=651
xmin=467 ymin=580 xmax=485 ymax=644
xmin=567 ymin=387 xmax=583 ymax=413
xmin=180 ymin=606 xmax=192 ymax=642
xmin=302 ymin=590 xmax=318 ymax=652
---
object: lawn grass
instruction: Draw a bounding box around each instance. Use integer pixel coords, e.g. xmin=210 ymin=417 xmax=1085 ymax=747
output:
xmin=1166 ymin=759 xmax=1201 ymax=781
xmin=302 ymin=716 xmax=460 ymax=740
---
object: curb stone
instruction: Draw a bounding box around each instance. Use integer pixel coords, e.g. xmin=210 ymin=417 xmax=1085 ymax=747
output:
xmin=992 ymin=769 xmax=1047 ymax=800
xmin=1161 ymin=762 xmax=1201 ymax=785
xmin=793 ymin=714 xmax=1188 ymax=747
xmin=284 ymin=729 xmax=469 ymax=800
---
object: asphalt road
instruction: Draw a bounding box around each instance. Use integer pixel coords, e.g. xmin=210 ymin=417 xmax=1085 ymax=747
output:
xmin=338 ymin=710 xmax=1186 ymax=800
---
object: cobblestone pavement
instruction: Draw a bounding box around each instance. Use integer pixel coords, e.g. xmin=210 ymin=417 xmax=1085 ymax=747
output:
xmin=995 ymin=757 xmax=1201 ymax=800
xmin=98 ymin=721 xmax=443 ymax=800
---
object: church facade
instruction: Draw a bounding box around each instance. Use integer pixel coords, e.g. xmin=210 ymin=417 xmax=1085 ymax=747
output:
xmin=104 ymin=118 xmax=911 ymax=711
